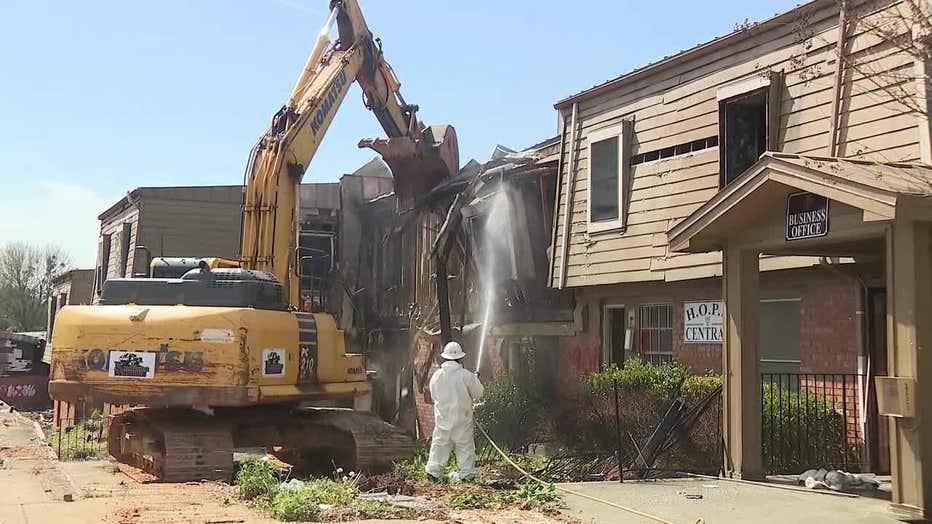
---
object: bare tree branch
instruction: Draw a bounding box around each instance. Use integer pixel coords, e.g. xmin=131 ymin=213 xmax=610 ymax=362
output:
xmin=0 ymin=242 xmax=72 ymax=331
xmin=792 ymin=0 xmax=931 ymax=117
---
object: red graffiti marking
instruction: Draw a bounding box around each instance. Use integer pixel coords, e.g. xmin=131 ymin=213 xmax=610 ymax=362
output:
xmin=570 ymin=344 xmax=600 ymax=374
xmin=2 ymin=384 xmax=37 ymax=398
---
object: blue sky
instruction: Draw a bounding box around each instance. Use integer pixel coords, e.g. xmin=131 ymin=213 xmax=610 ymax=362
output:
xmin=0 ymin=0 xmax=800 ymax=267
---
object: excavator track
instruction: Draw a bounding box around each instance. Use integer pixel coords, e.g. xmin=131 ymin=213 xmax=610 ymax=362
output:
xmin=108 ymin=408 xmax=234 ymax=482
xmin=107 ymin=406 xmax=414 ymax=482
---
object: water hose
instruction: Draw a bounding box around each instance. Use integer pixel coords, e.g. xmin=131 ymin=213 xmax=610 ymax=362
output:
xmin=476 ymin=423 xmax=704 ymax=524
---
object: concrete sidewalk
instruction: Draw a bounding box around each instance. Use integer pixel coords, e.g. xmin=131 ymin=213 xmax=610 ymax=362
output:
xmin=559 ymin=478 xmax=902 ymax=524
xmin=0 ymin=403 xmax=85 ymax=524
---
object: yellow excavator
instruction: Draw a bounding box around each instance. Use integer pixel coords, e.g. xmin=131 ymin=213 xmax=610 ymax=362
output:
xmin=48 ymin=0 xmax=458 ymax=481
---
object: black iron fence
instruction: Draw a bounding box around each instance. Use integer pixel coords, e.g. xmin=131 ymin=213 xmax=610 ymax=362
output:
xmin=51 ymin=407 xmax=108 ymax=461
xmin=761 ymin=373 xmax=866 ymax=474
xmin=545 ymin=377 xmax=723 ymax=481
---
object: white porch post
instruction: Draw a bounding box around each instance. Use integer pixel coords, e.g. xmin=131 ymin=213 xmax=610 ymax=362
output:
xmin=886 ymin=219 xmax=932 ymax=517
xmin=722 ymin=244 xmax=763 ymax=479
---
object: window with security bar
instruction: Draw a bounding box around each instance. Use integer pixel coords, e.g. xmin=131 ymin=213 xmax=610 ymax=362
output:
xmin=639 ymin=304 xmax=674 ymax=365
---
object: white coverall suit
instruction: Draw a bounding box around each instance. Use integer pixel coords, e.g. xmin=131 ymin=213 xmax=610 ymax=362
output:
xmin=425 ymin=360 xmax=484 ymax=480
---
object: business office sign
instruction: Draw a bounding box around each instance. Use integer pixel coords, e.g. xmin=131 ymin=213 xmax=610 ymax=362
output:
xmin=684 ymin=301 xmax=723 ymax=344
xmin=786 ymin=192 xmax=829 ymax=241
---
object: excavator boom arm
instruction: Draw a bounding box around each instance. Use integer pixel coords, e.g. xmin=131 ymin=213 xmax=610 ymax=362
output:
xmin=239 ymin=0 xmax=458 ymax=306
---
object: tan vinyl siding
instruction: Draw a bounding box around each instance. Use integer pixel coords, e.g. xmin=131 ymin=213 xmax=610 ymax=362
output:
xmin=99 ymin=206 xmax=139 ymax=280
xmin=137 ymin=187 xmax=243 ymax=261
xmin=95 ymin=186 xmax=244 ymax=292
xmin=551 ymin=0 xmax=923 ymax=288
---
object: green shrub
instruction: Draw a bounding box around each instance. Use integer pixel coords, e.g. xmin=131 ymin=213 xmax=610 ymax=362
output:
xmin=761 ymin=383 xmax=854 ymax=473
xmin=267 ymin=478 xmax=356 ymax=521
xmin=392 ymin=443 xmax=428 ymax=482
xmin=448 ymin=490 xmax=501 ymax=509
xmin=447 ymin=482 xmax=563 ymax=512
xmin=235 ymin=459 xmax=286 ymax=501
xmin=474 ymin=373 xmax=538 ymax=452
xmin=267 ymin=488 xmax=321 ymax=521
xmin=681 ymin=373 xmax=723 ymax=405
xmin=296 ymin=478 xmax=355 ymax=506
xmin=576 ymin=360 xmax=724 ymax=474
xmin=583 ymin=360 xmax=689 ymax=400
xmin=351 ymin=500 xmax=417 ymax=519
xmin=503 ymin=481 xmax=564 ymax=512
xmin=48 ymin=422 xmax=107 ymax=461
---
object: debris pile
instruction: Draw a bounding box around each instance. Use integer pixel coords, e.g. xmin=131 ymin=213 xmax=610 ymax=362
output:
xmin=232 ymin=454 xmax=570 ymax=522
xmin=798 ymin=468 xmax=881 ymax=492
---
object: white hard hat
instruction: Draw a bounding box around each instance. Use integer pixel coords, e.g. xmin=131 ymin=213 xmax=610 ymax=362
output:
xmin=440 ymin=341 xmax=466 ymax=360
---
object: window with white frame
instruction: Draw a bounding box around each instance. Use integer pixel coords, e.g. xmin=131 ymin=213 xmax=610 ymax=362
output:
xmin=638 ymin=304 xmax=673 ymax=365
xmin=587 ymin=120 xmax=632 ymax=233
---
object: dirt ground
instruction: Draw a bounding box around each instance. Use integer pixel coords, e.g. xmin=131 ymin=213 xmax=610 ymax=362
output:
xmin=23 ymin=460 xmax=574 ymax=524
xmin=0 ymin=406 xmax=574 ymax=524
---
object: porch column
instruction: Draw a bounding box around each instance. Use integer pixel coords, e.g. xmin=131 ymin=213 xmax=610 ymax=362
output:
xmin=886 ymin=219 xmax=932 ymax=517
xmin=722 ymin=245 xmax=763 ymax=479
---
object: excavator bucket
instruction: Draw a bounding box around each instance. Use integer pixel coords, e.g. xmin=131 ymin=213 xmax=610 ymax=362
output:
xmin=359 ymin=124 xmax=459 ymax=206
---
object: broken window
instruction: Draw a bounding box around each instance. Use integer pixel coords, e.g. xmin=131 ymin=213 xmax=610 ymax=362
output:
xmin=119 ymin=222 xmax=132 ymax=277
xmin=96 ymin=233 xmax=112 ymax=295
xmin=720 ymin=88 xmax=768 ymax=186
xmin=380 ymin=232 xmax=402 ymax=289
xmin=299 ymin=231 xmax=336 ymax=311
xmin=638 ymin=304 xmax=673 ymax=365
xmin=630 ymin=136 xmax=718 ymax=166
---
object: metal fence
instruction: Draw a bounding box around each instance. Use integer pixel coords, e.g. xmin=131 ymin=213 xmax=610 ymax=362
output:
xmin=761 ymin=373 xmax=866 ymax=474
xmin=539 ymin=378 xmax=723 ymax=481
xmin=51 ymin=408 xmax=109 ymax=461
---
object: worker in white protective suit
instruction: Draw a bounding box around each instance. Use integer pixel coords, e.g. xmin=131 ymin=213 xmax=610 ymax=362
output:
xmin=425 ymin=341 xmax=484 ymax=481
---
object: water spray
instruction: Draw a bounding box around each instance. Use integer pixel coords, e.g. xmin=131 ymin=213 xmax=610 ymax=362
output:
xmin=474 ymin=189 xmax=510 ymax=374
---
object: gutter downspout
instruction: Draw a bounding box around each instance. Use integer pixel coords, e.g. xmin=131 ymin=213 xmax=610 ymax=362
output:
xmin=557 ymin=102 xmax=579 ymax=289
xmin=828 ymin=0 xmax=848 ymax=157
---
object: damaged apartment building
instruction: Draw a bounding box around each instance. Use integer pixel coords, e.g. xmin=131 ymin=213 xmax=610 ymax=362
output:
xmin=337 ymin=141 xmax=575 ymax=436
xmin=547 ymin=0 xmax=932 ymax=516
xmin=73 ymin=149 xmax=575 ymax=441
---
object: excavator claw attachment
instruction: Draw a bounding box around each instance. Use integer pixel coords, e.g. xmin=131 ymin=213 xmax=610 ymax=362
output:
xmin=360 ymin=124 xmax=458 ymax=206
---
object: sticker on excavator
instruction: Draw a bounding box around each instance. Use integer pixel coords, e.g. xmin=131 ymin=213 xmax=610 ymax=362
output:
xmin=108 ymin=351 xmax=156 ymax=379
xmin=199 ymin=328 xmax=234 ymax=343
xmin=262 ymin=348 xmax=285 ymax=376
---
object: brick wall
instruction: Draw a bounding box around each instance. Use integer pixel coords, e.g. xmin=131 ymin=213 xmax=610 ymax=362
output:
xmin=554 ymin=268 xmax=863 ymax=396
xmin=800 ymin=281 xmax=860 ymax=374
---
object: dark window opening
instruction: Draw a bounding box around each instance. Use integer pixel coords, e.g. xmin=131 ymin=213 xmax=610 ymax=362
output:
xmin=603 ymin=307 xmax=627 ymax=367
xmin=299 ymin=232 xmax=335 ymax=311
xmin=721 ymin=89 xmax=768 ymax=186
xmin=630 ymin=135 xmax=718 ymax=166
xmin=119 ymin=223 xmax=132 ymax=278
xmin=590 ymin=136 xmax=620 ymax=222
xmin=379 ymin=233 xmax=402 ymax=289
xmin=96 ymin=234 xmax=112 ymax=295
